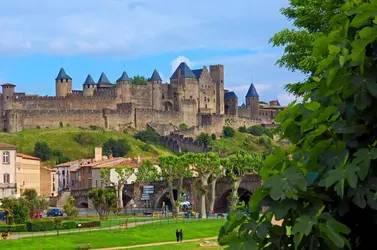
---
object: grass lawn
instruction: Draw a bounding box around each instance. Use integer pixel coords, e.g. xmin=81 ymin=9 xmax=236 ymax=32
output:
xmin=211 ymin=131 xmax=272 ymax=154
xmin=0 ymin=128 xmax=171 ymax=166
xmin=135 ymin=241 xmax=225 ymax=250
xmin=0 ymin=220 xmax=224 ymax=250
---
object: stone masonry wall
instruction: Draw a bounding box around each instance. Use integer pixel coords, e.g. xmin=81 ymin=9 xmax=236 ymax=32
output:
xmin=134 ymin=108 xmax=183 ymax=131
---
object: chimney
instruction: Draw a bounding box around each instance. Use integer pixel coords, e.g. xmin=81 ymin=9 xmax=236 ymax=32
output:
xmin=95 ymin=147 xmax=102 ymax=162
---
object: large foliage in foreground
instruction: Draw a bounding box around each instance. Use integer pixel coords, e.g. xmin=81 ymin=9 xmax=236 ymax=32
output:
xmin=219 ymin=1 xmax=377 ymax=249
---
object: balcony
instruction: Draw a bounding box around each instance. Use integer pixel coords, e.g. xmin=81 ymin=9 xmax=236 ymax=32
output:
xmin=0 ymin=183 xmax=16 ymax=189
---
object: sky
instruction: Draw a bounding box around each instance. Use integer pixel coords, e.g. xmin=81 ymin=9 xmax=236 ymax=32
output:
xmin=0 ymin=0 xmax=304 ymax=105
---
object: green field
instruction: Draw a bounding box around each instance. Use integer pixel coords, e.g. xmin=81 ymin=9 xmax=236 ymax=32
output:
xmin=0 ymin=220 xmax=224 ymax=250
xmin=0 ymin=128 xmax=171 ymax=166
xmin=135 ymin=241 xmax=224 ymax=250
xmin=211 ymin=131 xmax=272 ymax=154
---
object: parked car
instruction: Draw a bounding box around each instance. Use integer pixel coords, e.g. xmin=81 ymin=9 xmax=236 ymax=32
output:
xmin=47 ymin=208 xmax=64 ymax=217
xmin=29 ymin=211 xmax=43 ymax=219
xmin=0 ymin=210 xmax=6 ymax=220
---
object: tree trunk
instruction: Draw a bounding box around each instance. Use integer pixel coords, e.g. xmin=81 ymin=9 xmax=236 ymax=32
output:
xmin=208 ymin=177 xmax=217 ymax=213
xmin=118 ymin=184 xmax=124 ymax=208
xmin=168 ymin=181 xmax=178 ymax=217
xmin=199 ymin=173 xmax=211 ymax=219
xmin=176 ymin=178 xmax=184 ymax=213
xmin=229 ymin=179 xmax=242 ymax=211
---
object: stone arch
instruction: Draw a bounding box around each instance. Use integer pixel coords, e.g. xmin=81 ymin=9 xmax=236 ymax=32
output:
xmin=77 ymin=202 xmax=89 ymax=208
xmin=214 ymin=188 xmax=253 ymax=213
xmin=164 ymin=101 xmax=173 ymax=111
xmin=154 ymin=187 xmax=190 ymax=211
xmin=123 ymin=194 xmax=132 ymax=208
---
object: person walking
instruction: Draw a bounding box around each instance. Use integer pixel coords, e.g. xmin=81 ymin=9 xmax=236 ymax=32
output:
xmin=179 ymin=229 xmax=183 ymax=242
xmin=176 ymin=229 xmax=180 ymax=242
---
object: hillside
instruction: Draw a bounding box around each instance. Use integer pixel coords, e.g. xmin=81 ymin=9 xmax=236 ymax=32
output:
xmin=211 ymin=131 xmax=275 ymax=155
xmin=0 ymin=128 xmax=172 ymax=166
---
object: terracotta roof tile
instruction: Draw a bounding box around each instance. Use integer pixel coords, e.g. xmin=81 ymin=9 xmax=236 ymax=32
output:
xmin=16 ymin=153 xmax=40 ymax=161
xmin=0 ymin=143 xmax=17 ymax=149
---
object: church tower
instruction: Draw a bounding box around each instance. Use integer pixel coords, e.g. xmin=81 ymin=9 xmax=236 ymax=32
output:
xmin=245 ymin=83 xmax=259 ymax=119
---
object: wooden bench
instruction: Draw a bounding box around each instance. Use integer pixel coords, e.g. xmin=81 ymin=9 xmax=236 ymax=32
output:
xmin=1 ymin=232 xmax=10 ymax=240
xmin=77 ymin=244 xmax=91 ymax=250
xmin=152 ymin=212 xmax=163 ymax=218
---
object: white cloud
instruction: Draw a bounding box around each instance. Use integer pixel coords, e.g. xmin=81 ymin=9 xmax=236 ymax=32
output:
xmin=0 ymin=0 xmax=291 ymax=57
xmin=171 ymin=56 xmax=195 ymax=74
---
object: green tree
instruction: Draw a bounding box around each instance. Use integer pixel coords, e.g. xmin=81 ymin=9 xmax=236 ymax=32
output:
xmin=135 ymin=160 xmax=159 ymax=182
xmin=130 ymin=75 xmax=148 ymax=85
xmin=238 ymin=126 xmax=247 ymax=133
xmin=63 ymin=196 xmax=78 ymax=218
xmin=185 ymin=152 xmax=220 ymax=218
xmin=34 ymin=142 xmax=52 ymax=161
xmin=100 ymin=165 xmax=134 ymax=208
xmin=88 ymin=187 xmax=117 ymax=220
xmin=22 ymin=188 xmax=49 ymax=213
xmin=221 ymin=152 xmax=262 ymax=210
xmin=1 ymin=197 xmax=29 ymax=224
xmin=208 ymin=162 xmax=225 ymax=213
xmin=222 ymin=126 xmax=235 ymax=138
xmin=247 ymin=125 xmax=264 ymax=136
xmin=102 ymin=139 xmax=131 ymax=157
xmin=197 ymin=133 xmax=212 ymax=146
xmin=219 ymin=1 xmax=377 ymax=249
xmin=134 ymin=130 xmax=160 ymax=144
xmin=158 ymin=155 xmax=192 ymax=216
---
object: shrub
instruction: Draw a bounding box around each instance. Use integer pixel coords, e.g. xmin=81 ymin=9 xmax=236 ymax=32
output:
xmin=1 ymin=197 xmax=29 ymax=224
xmin=0 ymin=224 xmax=27 ymax=232
xmin=62 ymin=221 xmax=77 ymax=229
xmin=59 ymin=121 xmax=63 ymax=128
xmin=89 ymin=125 xmax=100 ymax=130
xmin=247 ymin=125 xmax=264 ymax=136
xmin=179 ymin=123 xmax=188 ymax=130
xmin=134 ymin=130 xmax=160 ymax=145
xmin=75 ymin=132 xmax=93 ymax=146
xmin=140 ymin=144 xmax=150 ymax=152
xmin=197 ymin=133 xmax=212 ymax=146
xmin=103 ymin=139 xmax=131 ymax=157
xmin=211 ymin=133 xmax=217 ymax=140
xmin=66 ymin=123 xmax=70 ymax=127
xmin=26 ymin=219 xmax=56 ymax=232
xmin=36 ymin=125 xmax=41 ymax=129
xmin=238 ymin=126 xmax=247 ymax=133
xmin=57 ymin=155 xmax=71 ymax=164
xmin=34 ymin=142 xmax=52 ymax=161
xmin=222 ymin=126 xmax=235 ymax=138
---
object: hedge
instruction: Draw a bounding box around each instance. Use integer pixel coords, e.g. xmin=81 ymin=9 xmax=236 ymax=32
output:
xmin=0 ymin=224 xmax=27 ymax=232
xmin=76 ymin=221 xmax=100 ymax=228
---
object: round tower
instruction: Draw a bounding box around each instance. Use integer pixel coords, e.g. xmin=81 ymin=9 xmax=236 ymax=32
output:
xmin=116 ymin=71 xmax=131 ymax=103
xmin=149 ymin=69 xmax=162 ymax=111
xmin=55 ymin=68 xmax=72 ymax=97
xmin=245 ymin=83 xmax=259 ymax=119
xmin=83 ymin=74 xmax=97 ymax=97
xmin=1 ymin=83 xmax=16 ymax=111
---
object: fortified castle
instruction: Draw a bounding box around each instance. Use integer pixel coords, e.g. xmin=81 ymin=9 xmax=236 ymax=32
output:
xmin=0 ymin=62 xmax=283 ymax=136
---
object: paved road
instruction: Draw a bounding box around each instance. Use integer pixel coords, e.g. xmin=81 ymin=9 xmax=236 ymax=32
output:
xmin=94 ymin=237 xmax=218 ymax=249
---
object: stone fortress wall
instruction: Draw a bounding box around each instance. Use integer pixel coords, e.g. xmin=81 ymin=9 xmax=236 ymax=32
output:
xmin=0 ymin=62 xmax=284 ymax=137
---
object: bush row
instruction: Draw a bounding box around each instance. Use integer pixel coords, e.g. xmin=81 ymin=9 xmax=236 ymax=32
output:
xmin=1 ymin=219 xmax=101 ymax=232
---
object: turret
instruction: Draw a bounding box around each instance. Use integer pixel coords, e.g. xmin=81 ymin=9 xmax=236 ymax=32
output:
xmin=55 ymin=68 xmax=72 ymax=97
xmin=116 ymin=71 xmax=131 ymax=103
xmin=1 ymin=83 xmax=16 ymax=111
xmin=149 ymin=69 xmax=162 ymax=110
xmin=224 ymin=91 xmax=238 ymax=116
xmin=245 ymin=83 xmax=259 ymax=119
xmin=83 ymin=74 xmax=96 ymax=97
xmin=170 ymin=62 xmax=197 ymax=86
xmin=97 ymin=73 xmax=112 ymax=88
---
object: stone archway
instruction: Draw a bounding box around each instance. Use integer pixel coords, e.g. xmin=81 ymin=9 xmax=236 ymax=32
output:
xmin=214 ymin=188 xmax=252 ymax=213
xmin=164 ymin=101 xmax=173 ymax=111
xmin=77 ymin=202 xmax=89 ymax=208
xmin=154 ymin=187 xmax=190 ymax=211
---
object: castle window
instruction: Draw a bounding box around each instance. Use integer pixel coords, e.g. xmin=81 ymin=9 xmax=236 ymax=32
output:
xmin=214 ymin=99 xmax=215 ymax=103
xmin=204 ymin=97 xmax=207 ymax=101
xmin=213 ymin=90 xmax=215 ymax=94
xmin=60 ymin=79 xmax=63 ymax=83
xmin=162 ymin=94 xmax=165 ymax=99
xmin=2 ymin=151 xmax=9 ymax=164
xmin=205 ymin=104 xmax=208 ymax=108
xmin=190 ymin=96 xmax=192 ymax=99
xmin=3 ymin=173 xmax=10 ymax=184
xmin=221 ymin=80 xmax=223 ymax=83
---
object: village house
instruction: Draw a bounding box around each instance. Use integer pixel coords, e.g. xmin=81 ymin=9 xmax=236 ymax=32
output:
xmin=40 ymin=166 xmax=58 ymax=198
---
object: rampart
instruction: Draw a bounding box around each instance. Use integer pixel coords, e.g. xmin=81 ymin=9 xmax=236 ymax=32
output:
xmin=134 ymin=108 xmax=183 ymax=131
xmin=160 ymin=134 xmax=211 ymax=154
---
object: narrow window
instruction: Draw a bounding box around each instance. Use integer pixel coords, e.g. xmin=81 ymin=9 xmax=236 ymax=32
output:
xmin=2 ymin=152 xmax=9 ymax=164
xmin=3 ymin=173 xmax=10 ymax=183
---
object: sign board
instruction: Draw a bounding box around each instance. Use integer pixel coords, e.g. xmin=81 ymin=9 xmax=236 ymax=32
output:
xmin=143 ymin=185 xmax=154 ymax=189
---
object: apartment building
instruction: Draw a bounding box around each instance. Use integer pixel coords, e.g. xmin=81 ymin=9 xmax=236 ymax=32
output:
xmin=0 ymin=143 xmax=17 ymax=199
xmin=16 ymin=153 xmax=41 ymax=195
xmin=40 ymin=166 xmax=58 ymax=197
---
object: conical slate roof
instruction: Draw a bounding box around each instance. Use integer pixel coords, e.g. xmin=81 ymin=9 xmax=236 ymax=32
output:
xmin=97 ymin=73 xmax=112 ymax=85
xmin=170 ymin=62 xmax=196 ymax=79
xmin=246 ymin=83 xmax=259 ymax=97
xmin=84 ymin=74 xmax=95 ymax=85
xmin=55 ymin=68 xmax=72 ymax=80
xmin=192 ymin=69 xmax=203 ymax=79
xmin=117 ymin=71 xmax=130 ymax=82
xmin=149 ymin=69 xmax=162 ymax=81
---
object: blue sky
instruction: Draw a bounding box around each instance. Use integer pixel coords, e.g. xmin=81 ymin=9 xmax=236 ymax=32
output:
xmin=0 ymin=0 xmax=304 ymax=105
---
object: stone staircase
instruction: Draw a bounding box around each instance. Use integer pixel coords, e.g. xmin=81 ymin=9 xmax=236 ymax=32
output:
xmin=56 ymin=191 xmax=71 ymax=208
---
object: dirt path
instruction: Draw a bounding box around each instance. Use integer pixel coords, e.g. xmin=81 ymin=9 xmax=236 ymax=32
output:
xmin=94 ymin=237 xmax=218 ymax=249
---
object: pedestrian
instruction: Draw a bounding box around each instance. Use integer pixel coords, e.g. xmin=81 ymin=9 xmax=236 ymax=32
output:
xmin=176 ymin=229 xmax=179 ymax=242
xmin=179 ymin=229 xmax=183 ymax=242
